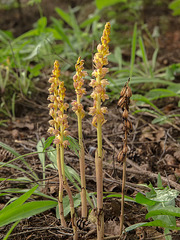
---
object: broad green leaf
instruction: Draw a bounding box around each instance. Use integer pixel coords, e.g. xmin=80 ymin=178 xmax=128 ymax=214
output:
xmin=56 ymin=193 xmax=81 ymax=218
xmin=169 ymin=0 xmax=180 ymax=9
xmin=135 ymin=193 xmax=159 ymax=206
xmin=146 ymin=206 xmax=180 ymax=219
xmin=0 ymin=200 xmax=57 ymax=227
xmin=0 ymin=185 xmax=38 ymax=216
xmin=146 ymin=88 xmax=179 ymax=100
xmin=95 ymin=0 xmax=127 ymax=10
xmin=147 ymin=188 xmax=179 ymax=203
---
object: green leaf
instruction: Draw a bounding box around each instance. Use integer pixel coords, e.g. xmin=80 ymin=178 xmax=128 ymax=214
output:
xmin=51 ymin=17 xmax=73 ymax=50
xmin=43 ymin=136 xmax=55 ymax=151
xmin=130 ymin=23 xmax=137 ymax=78
xmin=157 ymin=173 xmax=163 ymax=189
xmin=132 ymin=94 xmax=163 ymax=115
xmin=104 ymin=193 xmax=135 ymax=202
xmin=55 ymin=7 xmax=72 ymax=27
xmin=56 ymin=193 xmax=81 ymax=218
xmin=0 ymin=185 xmax=38 ymax=217
xmin=3 ymin=220 xmax=20 ymax=240
xmin=80 ymin=15 xmax=100 ymax=28
xmin=125 ymin=220 xmax=180 ymax=232
xmin=95 ymin=0 xmax=127 ymax=10
xmin=146 ymin=206 xmax=180 ymax=219
xmin=0 ymin=142 xmax=36 ymax=178
xmin=37 ymin=138 xmax=46 ymax=186
xmin=37 ymin=17 xmax=47 ymax=32
xmin=138 ymin=36 xmax=149 ymax=75
xmin=169 ymin=0 xmax=180 ymax=9
xmin=0 ymin=200 xmax=57 ymax=227
xmin=135 ymin=193 xmax=159 ymax=206
xmin=146 ymin=88 xmax=179 ymax=100
xmin=65 ymin=135 xmax=80 ymax=157
xmin=147 ymin=188 xmax=179 ymax=203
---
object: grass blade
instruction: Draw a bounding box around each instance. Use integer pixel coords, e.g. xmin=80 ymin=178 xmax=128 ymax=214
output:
xmin=0 ymin=142 xmax=38 ymax=180
xmin=3 ymin=220 xmax=20 ymax=240
xmin=130 ymin=23 xmax=137 ymax=78
xmin=0 ymin=200 xmax=57 ymax=227
xmin=0 ymin=185 xmax=38 ymax=216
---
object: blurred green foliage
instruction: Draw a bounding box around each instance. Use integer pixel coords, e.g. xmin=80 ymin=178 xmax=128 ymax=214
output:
xmin=0 ymin=0 xmax=179 ymax=127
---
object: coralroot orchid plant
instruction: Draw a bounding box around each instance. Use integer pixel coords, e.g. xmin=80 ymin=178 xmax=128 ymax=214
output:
xmin=89 ymin=22 xmax=111 ymax=239
xmin=47 ymin=22 xmax=113 ymax=240
xmin=47 ymin=60 xmax=78 ymax=240
xmin=117 ymin=78 xmax=132 ymax=235
xmin=72 ymin=57 xmax=87 ymax=219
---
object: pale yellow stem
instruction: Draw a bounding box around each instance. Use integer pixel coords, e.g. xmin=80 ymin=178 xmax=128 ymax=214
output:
xmin=56 ymin=144 xmax=66 ymax=227
xmin=96 ymin=73 xmax=104 ymax=239
xmin=77 ymin=94 xmax=87 ymax=218
xmin=120 ymin=128 xmax=127 ymax=235
xmin=95 ymin=151 xmax=104 ymax=240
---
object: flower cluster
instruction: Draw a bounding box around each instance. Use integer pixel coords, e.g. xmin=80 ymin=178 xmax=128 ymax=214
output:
xmin=47 ymin=60 xmax=69 ymax=148
xmin=117 ymin=79 xmax=132 ymax=162
xmin=71 ymin=57 xmax=87 ymax=119
xmin=89 ymin=22 xmax=111 ymax=127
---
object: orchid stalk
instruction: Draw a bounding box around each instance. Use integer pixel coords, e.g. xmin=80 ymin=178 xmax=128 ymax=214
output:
xmin=89 ymin=22 xmax=111 ymax=240
xmin=48 ymin=60 xmax=78 ymax=240
xmin=72 ymin=57 xmax=87 ymax=219
xmin=117 ymin=78 xmax=132 ymax=235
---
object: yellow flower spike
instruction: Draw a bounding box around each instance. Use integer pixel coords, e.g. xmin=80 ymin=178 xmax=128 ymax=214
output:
xmin=48 ymin=61 xmax=78 ymax=239
xmin=72 ymin=57 xmax=88 ymax=219
xmin=89 ymin=22 xmax=111 ymax=240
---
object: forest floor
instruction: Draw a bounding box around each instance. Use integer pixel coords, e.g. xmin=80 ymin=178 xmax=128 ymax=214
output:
xmin=0 ymin=0 xmax=180 ymax=239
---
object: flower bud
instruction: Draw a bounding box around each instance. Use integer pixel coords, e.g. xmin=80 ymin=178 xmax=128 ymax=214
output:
xmin=117 ymin=150 xmax=124 ymax=162
xmin=126 ymin=120 xmax=133 ymax=132
xmin=118 ymin=96 xmax=126 ymax=109
xmin=126 ymin=87 xmax=132 ymax=98
xmin=120 ymin=87 xmax=126 ymax=97
xmin=122 ymin=145 xmax=128 ymax=154
xmin=122 ymin=109 xmax=128 ymax=119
